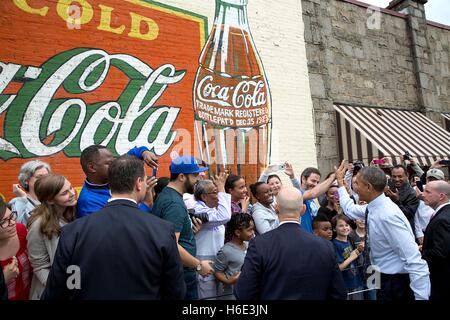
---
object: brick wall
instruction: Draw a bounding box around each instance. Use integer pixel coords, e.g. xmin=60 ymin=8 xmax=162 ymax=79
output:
xmin=0 ymin=0 xmax=316 ymax=199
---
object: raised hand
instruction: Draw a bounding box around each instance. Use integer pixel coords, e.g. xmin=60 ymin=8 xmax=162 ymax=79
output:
xmin=12 ymin=184 xmax=27 ymax=198
xmin=142 ymin=176 xmax=158 ymax=207
xmin=142 ymin=150 xmax=158 ymax=169
xmin=284 ymin=162 xmax=295 ymax=179
xmin=431 ymin=159 xmax=444 ymax=169
xmin=240 ymin=195 xmax=250 ymax=214
xmin=264 ymin=164 xmax=280 ymax=174
xmin=212 ymin=172 xmax=228 ymax=193
xmin=335 ymin=160 xmax=347 ymax=186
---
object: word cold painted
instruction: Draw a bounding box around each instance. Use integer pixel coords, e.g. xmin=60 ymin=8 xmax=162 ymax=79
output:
xmin=0 ymin=48 xmax=184 ymax=159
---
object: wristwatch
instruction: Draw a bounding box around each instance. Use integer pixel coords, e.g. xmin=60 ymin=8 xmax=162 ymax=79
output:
xmin=196 ymin=262 xmax=202 ymax=273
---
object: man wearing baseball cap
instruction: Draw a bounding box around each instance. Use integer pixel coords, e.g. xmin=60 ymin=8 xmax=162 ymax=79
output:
xmin=152 ymin=156 xmax=213 ymax=299
xmin=415 ymin=168 xmax=446 ymax=245
xmin=426 ymin=168 xmax=445 ymax=182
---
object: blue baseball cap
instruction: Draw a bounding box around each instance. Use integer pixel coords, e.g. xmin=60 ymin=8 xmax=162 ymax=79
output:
xmin=169 ymin=156 xmax=208 ymax=174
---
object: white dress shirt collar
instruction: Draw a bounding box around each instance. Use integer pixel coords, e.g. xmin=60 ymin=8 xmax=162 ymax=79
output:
xmin=367 ymin=192 xmax=387 ymax=212
xmin=278 ymin=220 xmax=300 ymax=227
xmin=433 ymin=201 xmax=450 ymax=216
xmin=107 ymin=197 xmax=137 ymax=204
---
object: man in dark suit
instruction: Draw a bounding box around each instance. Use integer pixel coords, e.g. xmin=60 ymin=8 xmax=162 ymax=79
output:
xmin=234 ymin=187 xmax=346 ymax=300
xmin=422 ymin=180 xmax=450 ymax=301
xmin=42 ymin=155 xmax=185 ymax=300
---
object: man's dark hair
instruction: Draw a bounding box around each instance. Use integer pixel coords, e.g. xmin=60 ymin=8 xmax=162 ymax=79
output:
xmin=249 ymin=181 xmax=266 ymax=198
xmin=225 ymin=174 xmax=244 ymax=193
xmin=392 ymin=165 xmax=407 ymax=175
xmin=154 ymin=177 xmax=170 ymax=199
xmin=170 ymin=173 xmax=181 ymax=182
xmin=226 ymin=213 xmax=253 ymax=238
xmin=313 ymin=214 xmax=331 ymax=230
xmin=80 ymin=145 xmax=108 ymax=173
xmin=108 ymin=155 xmax=145 ymax=194
xmin=359 ymin=167 xmax=387 ymax=193
xmin=301 ymin=167 xmax=321 ymax=179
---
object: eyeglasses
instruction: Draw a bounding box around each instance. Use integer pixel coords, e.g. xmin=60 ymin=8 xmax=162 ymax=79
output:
xmin=204 ymin=191 xmax=219 ymax=195
xmin=0 ymin=211 xmax=17 ymax=229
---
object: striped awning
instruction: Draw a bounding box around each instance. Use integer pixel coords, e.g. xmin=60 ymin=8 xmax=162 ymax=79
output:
xmin=334 ymin=104 xmax=450 ymax=166
xmin=442 ymin=113 xmax=450 ymax=132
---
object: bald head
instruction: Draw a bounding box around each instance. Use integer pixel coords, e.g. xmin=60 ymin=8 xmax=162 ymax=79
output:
xmin=430 ymin=181 xmax=450 ymax=196
xmin=276 ymin=187 xmax=304 ymax=218
xmin=423 ymin=180 xmax=450 ymax=210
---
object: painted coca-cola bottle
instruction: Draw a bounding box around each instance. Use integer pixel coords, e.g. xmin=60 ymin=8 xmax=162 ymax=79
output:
xmin=193 ymin=0 xmax=271 ymax=182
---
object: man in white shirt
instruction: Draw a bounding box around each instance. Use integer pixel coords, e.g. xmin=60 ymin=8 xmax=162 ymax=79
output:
xmin=336 ymin=163 xmax=430 ymax=300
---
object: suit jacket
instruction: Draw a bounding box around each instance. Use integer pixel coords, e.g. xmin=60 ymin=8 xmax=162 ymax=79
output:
xmin=234 ymin=222 xmax=346 ymax=300
xmin=27 ymin=216 xmax=66 ymax=300
xmin=397 ymin=183 xmax=420 ymax=234
xmin=422 ymin=203 xmax=450 ymax=301
xmin=42 ymin=199 xmax=186 ymax=300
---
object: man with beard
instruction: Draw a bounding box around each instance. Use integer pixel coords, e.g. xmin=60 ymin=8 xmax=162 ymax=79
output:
xmin=152 ymin=156 xmax=214 ymax=299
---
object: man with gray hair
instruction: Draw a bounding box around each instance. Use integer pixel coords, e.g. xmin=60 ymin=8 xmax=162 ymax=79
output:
xmin=235 ymin=187 xmax=346 ymax=300
xmin=9 ymin=160 xmax=51 ymax=224
xmin=336 ymin=163 xmax=430 ymax=300
xmin=193 ymin=173 xmax=231 ymax=299
xmin=422 ymin=180 xmax=450 ymax=301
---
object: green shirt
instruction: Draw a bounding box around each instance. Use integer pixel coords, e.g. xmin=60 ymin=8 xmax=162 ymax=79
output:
xmin=152 ymin=186 xmax=196 ymax=260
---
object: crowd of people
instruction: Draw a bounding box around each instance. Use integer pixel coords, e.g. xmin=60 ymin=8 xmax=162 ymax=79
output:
xmin=0 ymin=145 xmax=449 ymax=301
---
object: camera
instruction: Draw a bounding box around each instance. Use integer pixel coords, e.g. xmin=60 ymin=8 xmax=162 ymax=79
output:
xmin=387 ymin=178 xmax=397 ymax=193
xmin=187 ymin=209 xmax=209 ymax=223
xmin=403 ymin=151 xmax=412 ymax=161
xmin=372 ymin=159 xmax=385 ymax=165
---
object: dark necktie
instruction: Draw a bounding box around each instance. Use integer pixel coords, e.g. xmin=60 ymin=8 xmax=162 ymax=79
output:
xmin=363 ymin=207 xmax=371 ymax=274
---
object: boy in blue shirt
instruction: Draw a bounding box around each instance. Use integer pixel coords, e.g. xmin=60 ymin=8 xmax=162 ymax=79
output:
xmin=331 ymin=214 xmax=364 ymax=300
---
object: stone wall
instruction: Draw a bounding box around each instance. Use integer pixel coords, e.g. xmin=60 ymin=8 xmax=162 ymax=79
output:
xmin=427 ymin=24 xmax=450 ymax=118
xmin=302 ymin=0 xmax=450 ymax=173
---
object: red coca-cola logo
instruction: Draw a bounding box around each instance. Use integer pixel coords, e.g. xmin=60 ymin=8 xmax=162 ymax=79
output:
xmin=193 ymin=70 xmax=270 ymax=127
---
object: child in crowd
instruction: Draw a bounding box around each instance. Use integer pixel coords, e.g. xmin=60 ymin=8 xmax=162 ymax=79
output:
xmin=349 ymin=219 xmax=366 ymax=267
xmin=213 ymin=213 xmax=254 ymax=300
xmin=312 ymin=214 xmax=333 ymax=241
xmin=331 ymin=214 xmax=364 ymax=300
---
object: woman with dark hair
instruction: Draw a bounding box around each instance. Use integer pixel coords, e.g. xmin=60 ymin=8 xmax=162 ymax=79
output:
xmin=27 ymin=174 xmax=77 ymax=300
xmin=0 ymin=197 xmax=32 ymax=300
xmin=258 ymin=162 xmax=301 ymax=199
xmin=250 ymin=182 xmax=278 ymax=235
xmin=225 ymin=175 xmax=250 ymax=215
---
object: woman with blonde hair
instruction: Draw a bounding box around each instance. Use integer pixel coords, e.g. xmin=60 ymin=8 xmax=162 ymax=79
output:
xmin=27 ymin=174 xmax=77 ymax=300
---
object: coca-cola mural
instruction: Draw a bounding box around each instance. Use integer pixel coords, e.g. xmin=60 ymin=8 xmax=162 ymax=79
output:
xmin=0 ymin=0 xmax=272 ymax=200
